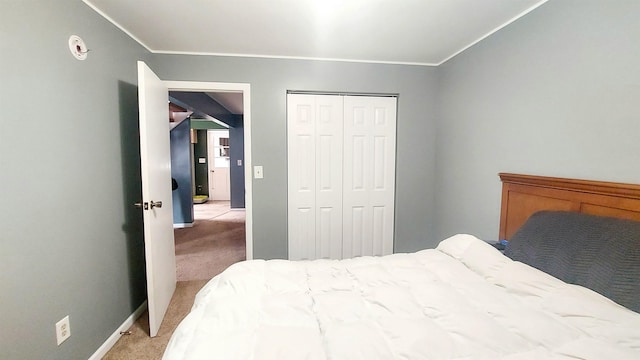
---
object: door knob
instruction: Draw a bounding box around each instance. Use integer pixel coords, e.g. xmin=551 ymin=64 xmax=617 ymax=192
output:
xmin=150 ymin=200 xmax=163 ymax=209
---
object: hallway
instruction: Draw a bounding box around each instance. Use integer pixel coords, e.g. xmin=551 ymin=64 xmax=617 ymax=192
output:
xmin=174 ymin=201 xmax=246 ymax=281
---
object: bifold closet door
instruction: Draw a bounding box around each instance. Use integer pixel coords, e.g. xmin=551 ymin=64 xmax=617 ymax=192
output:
xmin=343 ymin=96 xmax=396 ymax=258
xmin=287 ymin=94 xmax=396 ymax=260
xmin=287 ymin=94 xmax=343 ymax=260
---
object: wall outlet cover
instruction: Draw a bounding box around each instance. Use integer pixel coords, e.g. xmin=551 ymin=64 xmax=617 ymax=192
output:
xmin=55 ymin=316 xmax=71 ymax=345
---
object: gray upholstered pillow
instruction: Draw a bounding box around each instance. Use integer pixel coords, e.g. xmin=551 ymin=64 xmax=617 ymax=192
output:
xmin=504 ymin=211 xmax=640 ymax=313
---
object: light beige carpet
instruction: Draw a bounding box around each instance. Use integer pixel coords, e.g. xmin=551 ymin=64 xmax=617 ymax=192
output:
xmin=193 ymin=200 xmax=232 ymax=220
xmin=102 ymin=280 xmax=207 ymax=360
xmin=103 ymin=208 xmax=246 ymax=359
xmin=175 ymin=210 xmax=246 ymax=281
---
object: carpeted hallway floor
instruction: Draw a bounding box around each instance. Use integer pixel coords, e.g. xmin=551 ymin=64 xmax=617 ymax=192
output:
xmin=175 ymin=206 xmax=246 ymax=281
xmin=103 ymin=201 xmax=246 ymax=359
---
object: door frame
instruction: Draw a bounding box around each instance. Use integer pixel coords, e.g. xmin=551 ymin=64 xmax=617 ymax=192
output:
xmin=165 ymin=81 xmax=253 ymax=260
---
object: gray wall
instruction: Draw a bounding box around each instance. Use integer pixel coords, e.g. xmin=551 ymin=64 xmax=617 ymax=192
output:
xmin=149 ymin=55 xmax=440 ymax=258
xmin=229 ymin=117 xmax=246 ymax=209
xmin=435 ymin=0 xmax=640 ymax=241
xmin=0 ymin=1 xmax=150 ymax=359
xmin=170 ymin=119 xmax=194 ymax=225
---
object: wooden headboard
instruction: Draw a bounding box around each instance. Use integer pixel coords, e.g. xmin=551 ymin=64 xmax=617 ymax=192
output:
xmin=499 ymin=173 xmax=640 ymax=240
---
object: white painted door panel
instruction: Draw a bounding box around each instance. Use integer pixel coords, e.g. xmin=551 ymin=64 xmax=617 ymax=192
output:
xmin=314 ymin=96 xmax=344 ymax=259
xmin=287 ymin=95 xmax=343 ymax=260
xmin=137 ymin=61 xmax=177 ymax=337
xmin=343 ymin=96 xmax=396 ymax=258
xmin=211 ymin=167 xmax=230 ymax=200
xmin=287 ymin=95 xmax=316 ymax=260
xmin=207 ymin=130 xmax=231 ymax=201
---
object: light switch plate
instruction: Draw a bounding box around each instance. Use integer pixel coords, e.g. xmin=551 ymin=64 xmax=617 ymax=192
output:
xmin=254 ymin=166 xmax=263 ymax=179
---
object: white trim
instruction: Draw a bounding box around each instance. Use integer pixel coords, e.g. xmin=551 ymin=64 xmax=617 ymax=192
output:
xmin=436 ymin=0 xmax=549 ymax=65
xmin=164 ymin=81 xmax=253 ymax=261
xmin=152 ymin=51 xmax=437 ymax=67
xmin=288 ymin=90 xmax=399 ymax=98
xmin=173 ymin=223 xmax=194 ymax=229
xmin=88 ymin=301 xmax=147 ymax=360
xmin=81 ymin=1 xmax=153 ymax=53
xmin=196 ymin=116 xmax=230 ymax=129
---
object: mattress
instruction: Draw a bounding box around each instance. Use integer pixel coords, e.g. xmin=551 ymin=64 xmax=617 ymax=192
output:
xmin=163 ymin=234 xmax=640 ymax=359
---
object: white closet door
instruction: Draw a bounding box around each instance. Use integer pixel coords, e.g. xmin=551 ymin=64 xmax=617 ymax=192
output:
xmin=343 ymin=96 xmax=397 ymax=258
xmin=287 ymin=94 xmax=343 ymax=260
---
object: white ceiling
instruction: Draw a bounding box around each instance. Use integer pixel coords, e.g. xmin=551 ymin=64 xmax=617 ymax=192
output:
xmin=83 ymin=0 xmax=547 ymax=66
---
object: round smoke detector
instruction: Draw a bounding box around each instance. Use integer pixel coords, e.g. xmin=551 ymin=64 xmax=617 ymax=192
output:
xmin=68 ymin=35 xmax=88 ymax=60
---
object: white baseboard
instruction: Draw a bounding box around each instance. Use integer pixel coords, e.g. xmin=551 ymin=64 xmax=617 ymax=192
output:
xmin=88 ymin=301 xmax=147 ymax=360
xmin=173 ymin=223 xmax=194 ymax=228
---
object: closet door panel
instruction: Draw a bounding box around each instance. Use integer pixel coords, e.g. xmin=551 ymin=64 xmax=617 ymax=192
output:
xmin=371 ymin=98 xmax=397 ymax=255
xmin=290 ymin=207 xmax=315 ymax=260
xmin=315 ymin=96 xmax=343 ymax=259
xmin=287 ymin=94 xmax=343 ymax=260
xmin=343 ymin=96 xmax=396 ymax=257
xmin=345 ymin=206 xmax=366 ymax=257
xmin=343 ymin=99 xmax=373 ymax=258
xmin=372 ymin=206 xmax=386 ymax=255
xmin=288 ymin=95 xmax=317 ymax=260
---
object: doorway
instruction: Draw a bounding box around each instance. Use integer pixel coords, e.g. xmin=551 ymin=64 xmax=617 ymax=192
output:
xmin=166 ymin=81 xmax=253 ymax=261
xmin=207 ymin=129 xmax=231 ymax=201
xmin=137 ymin=62 xmax=253 ymax=336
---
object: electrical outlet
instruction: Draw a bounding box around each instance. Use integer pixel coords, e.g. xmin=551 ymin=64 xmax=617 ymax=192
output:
xmin=55 ymin=316 xmax=71 ymax=345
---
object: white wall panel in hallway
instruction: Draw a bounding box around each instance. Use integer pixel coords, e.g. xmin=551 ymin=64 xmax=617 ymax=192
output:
xmin=287 ymin=94 xmax=396 ymax=260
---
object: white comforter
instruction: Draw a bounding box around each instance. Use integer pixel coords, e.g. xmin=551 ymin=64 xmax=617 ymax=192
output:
xmin=163 ymin=234 xmax=640 ymax=359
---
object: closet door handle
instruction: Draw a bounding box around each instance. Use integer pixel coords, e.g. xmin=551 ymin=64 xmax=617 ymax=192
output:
xmin=150 ymin=200 xmax=163 ymax=209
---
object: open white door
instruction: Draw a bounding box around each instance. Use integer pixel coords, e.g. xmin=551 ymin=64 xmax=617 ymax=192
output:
xmin=137 ymin=61 xmax=177 ymax=337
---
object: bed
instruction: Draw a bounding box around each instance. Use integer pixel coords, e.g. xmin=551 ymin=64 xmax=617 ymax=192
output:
xmin=163 ymin=173 xmax=640 ymax=359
